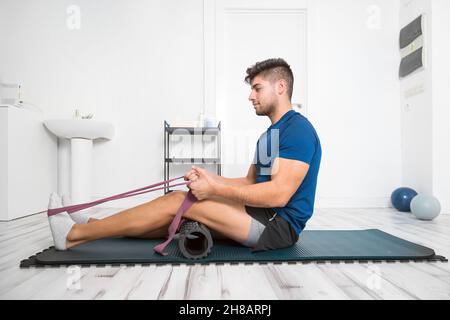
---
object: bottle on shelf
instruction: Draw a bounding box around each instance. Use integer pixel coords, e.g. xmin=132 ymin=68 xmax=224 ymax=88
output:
xmin=197 ymin=111 xmax=205 ymax=128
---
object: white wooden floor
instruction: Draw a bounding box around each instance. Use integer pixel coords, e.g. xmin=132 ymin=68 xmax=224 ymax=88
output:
xmin=1 ymin=207 xmax=449 ymax=300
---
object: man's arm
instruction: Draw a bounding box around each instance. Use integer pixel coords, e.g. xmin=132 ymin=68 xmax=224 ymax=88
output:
xmin=185 ymin=165 xmax=256 ymax=187
xmin=214 ymin=158 xmax=309 ymax=208
xmin=213 ymin=164 xmax=256 ymax=187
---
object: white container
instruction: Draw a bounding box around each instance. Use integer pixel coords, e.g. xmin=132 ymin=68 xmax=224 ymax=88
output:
xmin=204 ymin=117 xmax=216 ymax=127
xmin=0 ymin=105 xmax=57 ymax=221
xmin=197 ymin=112 xmax=205 ymax=127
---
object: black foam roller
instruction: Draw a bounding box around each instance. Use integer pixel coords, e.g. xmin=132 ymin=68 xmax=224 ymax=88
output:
xmin=178 ymin=220 xmax=213 ymax=260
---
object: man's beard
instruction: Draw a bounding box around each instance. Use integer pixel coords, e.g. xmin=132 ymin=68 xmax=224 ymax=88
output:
xmin=256 ymin=102 xmax=276 ymax=117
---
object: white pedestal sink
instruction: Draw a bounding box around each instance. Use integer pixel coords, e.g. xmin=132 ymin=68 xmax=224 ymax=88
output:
xmin=44 ymin=119 xmax=115 ymax=205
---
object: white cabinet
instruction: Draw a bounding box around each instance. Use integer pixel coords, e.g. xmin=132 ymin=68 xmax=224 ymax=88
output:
xmin=0 ymin=105 xmax=57 ymax=221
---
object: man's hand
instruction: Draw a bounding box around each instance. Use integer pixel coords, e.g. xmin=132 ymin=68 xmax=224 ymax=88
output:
xmin=185 ymin=166 xmax=219 ymax=201
xmin=184 ymin=167 xmax=200 ymax=183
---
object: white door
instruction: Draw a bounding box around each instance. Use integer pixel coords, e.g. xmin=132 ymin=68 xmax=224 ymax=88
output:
xmin=205 ymin=0 xmax=310 ymax=177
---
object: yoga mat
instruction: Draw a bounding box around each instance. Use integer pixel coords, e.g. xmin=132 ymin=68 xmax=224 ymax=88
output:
xmin=20 ymin=229 xmax=447 ymax=268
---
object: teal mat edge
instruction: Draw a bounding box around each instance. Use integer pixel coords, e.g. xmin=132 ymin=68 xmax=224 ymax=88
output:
xmin=20 ymin=250 xmax=448 ymax=268
xmin=19 ymin=229 xmax=449 ymax=268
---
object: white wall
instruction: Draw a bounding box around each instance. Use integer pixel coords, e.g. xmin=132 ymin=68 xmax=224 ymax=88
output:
xmin=399 ymin=0 xmax=450 ymax=215
xmin=0 ymin=0 xmax=206 ymax=208
xmin=0 ymin=109 xmax=7 ymax=218
xmin=1 ymin=0 xmax=404 ymax=209
xmin=399 ymin=0 xmax=433 ymax=198
xmin=431 ymin=0 xmax=450 ymax=214
xmin=311 ymin=0 xmax=402 ymax=208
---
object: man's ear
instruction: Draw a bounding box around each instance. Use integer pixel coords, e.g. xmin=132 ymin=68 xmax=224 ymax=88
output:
xmin=277 ymin=79 xmax=287 ymax=96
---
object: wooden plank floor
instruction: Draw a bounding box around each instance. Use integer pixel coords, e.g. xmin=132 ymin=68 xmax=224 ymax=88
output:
xmin=1 ymin=207 xmax=449 ymax=300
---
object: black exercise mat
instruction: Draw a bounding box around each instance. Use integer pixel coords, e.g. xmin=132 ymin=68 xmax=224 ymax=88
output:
xmin=20 ymin=229 xmax=447 ymax=268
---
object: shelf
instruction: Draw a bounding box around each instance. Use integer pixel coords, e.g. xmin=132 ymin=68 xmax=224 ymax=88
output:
xmin=165 ymin=158 xmax=220 ymax=164
xmin=165 ymin=127 xmax=220 ymax=135
xmin=164 ymin=120 xmax=221 ymax=194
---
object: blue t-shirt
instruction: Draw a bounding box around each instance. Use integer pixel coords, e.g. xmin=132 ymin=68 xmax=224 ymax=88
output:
xmin=253 ymin=109 xmax=322 ymax=235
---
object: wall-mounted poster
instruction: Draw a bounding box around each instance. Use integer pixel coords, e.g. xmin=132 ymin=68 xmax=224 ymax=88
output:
xmin=399 ymin=15 xmax=424 ymax=78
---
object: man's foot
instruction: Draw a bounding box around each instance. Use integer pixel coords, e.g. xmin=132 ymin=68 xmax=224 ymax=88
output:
xmin=48 ymin=192 xmax=75 ymax=250
xmin=62 ymin=194 xmax=95 ymax=224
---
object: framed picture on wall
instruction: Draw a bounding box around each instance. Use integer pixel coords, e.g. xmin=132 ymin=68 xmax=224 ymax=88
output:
xmin=399 ymin=15 xmax=424 ymax=78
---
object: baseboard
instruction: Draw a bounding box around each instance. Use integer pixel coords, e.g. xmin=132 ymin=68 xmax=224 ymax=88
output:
xmin=316 ymin=196 xmax=450 ymax=215
xmin=437 ymin=199 xmax=450 ymax=215
xmin=315 ymin=197 xmax=392 ymax=209
xmin=90 ymin=195 xmax=450 ymax=215
xmin=91 ymin=190 xmax=172 ymax=209
xmin=98 ymin=196 xmax=393 ymax=209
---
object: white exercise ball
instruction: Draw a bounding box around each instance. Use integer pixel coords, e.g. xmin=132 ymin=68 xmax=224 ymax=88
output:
xmin=410 ymin=194 xmax=441 ymax=221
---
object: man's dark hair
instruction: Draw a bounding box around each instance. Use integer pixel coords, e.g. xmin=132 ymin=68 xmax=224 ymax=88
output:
xmin=245 ymin=58 xmax=294 ymax=100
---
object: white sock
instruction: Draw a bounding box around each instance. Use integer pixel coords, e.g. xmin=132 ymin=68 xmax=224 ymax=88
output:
xmin=48 ymin=192 xmax=75 ymax=251
xmin=62 ymin=194 xmax=93 ymax=224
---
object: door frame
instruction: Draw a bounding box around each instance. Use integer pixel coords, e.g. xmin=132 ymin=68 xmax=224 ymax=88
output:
xmin=202 ymin=0 xmax=316 ymax=118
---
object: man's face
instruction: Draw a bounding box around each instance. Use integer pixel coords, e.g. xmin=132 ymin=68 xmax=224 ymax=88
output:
xmin=248 ymin=75 xmax=277 ymax=116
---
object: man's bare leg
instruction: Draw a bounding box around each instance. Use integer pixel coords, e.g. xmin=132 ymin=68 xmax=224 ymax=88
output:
xmin=66 ymin=191 xmax=253 ymax=249
xmin=66 ymin=191 xmax=184 ymax=248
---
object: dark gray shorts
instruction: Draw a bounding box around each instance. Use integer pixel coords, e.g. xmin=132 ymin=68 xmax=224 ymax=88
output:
xmin=244 ymin=206 xmax=299 ymax=252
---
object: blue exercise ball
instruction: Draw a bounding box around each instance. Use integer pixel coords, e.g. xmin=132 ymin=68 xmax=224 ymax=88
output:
xmin=411 ymin=194 xmax=441 ymax=221
xmin=391 ymin=187 xmax=418 ymax=212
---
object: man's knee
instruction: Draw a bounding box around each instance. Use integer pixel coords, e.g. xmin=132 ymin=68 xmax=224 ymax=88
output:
xmin=168 ymin=190 xmax=187 ymax=200
xmin=164 ymin=192 xmax=218 ymax=224
xmin=165 ymin=191 xmax=188 ymax=216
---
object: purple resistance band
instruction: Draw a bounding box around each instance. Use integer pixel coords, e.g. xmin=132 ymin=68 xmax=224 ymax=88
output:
xmin=47 ymin=176 xmax=198 ymax=256
xmin=153 ymin=190 xmax=198 ymax=256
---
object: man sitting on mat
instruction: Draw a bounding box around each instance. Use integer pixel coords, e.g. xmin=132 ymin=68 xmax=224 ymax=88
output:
xmin=47 ymin=58 xmax=322 ymax=252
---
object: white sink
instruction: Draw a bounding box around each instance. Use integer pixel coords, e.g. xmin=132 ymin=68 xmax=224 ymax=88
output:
xmin=44 ymin=119 xmax=114 ymax=140
xmin=44 ymin=119 xmax=115 ymax=205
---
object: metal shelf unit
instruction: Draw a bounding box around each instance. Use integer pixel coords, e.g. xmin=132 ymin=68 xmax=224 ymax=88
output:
xmin=164 ymin=120 xmax=221 ymax=194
